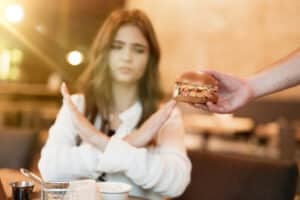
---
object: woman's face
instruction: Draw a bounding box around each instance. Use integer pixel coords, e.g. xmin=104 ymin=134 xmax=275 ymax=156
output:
xmin=108 ymin=24 xmax=149 ymax=85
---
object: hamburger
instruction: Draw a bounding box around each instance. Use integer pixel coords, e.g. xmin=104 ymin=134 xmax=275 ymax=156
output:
xmin=173 ymin=71 xmax=219 ymax=104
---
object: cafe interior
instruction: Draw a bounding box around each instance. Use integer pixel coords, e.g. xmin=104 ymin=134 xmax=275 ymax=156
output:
xmin=0 ymin=0 xmax=300 ymax=199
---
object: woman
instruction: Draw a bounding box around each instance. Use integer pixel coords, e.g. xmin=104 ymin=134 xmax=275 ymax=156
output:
xmin=39 ymin=9 xmax=191 ymax=199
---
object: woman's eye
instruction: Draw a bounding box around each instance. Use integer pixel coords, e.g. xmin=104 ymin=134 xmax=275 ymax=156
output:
xmin=133 ymin=47 xmax=145 ymax=54
xmin=111 ymin=44 xmax=122 ymax=50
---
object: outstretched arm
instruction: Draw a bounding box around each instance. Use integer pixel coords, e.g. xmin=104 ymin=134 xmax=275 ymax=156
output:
xmin=192 ymin=47 xmax=300 ymax=113
xmin=248 ymin=47 xmax=300 ymax=98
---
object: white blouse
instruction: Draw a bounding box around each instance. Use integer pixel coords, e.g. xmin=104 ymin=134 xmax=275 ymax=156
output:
xmin=38 ymin=94 xmax=191 ymax=199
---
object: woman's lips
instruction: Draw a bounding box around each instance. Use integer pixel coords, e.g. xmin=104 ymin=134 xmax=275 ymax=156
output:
xmin=118 ymin=67 xmax=132 ymax=73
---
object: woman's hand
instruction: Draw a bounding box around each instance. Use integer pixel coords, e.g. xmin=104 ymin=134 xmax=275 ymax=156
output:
xmin=61 ymin=83 xmax=109 ymax=151
xmin=190 ymin=70 xmax=254 ymax=113
xmin=125 ymin=100 xmax=176 ymax=147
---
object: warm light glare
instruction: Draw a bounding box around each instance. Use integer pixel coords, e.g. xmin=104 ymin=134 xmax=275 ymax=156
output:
xmin=4 ymin=3 xmax=24 ymax=24
xmin=0 ymin=50 xmax=11 ymax=79
xmin=66 ymin=50 xmax=83 ymax=66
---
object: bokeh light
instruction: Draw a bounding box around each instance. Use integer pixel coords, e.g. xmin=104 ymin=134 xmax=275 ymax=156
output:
xmin=66 ymin=50 xmax=83 ymax=66
xmin=4 ymin=3 xmax=24 ymax=24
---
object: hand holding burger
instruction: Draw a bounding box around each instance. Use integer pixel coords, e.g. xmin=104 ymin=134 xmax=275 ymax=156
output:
xmin=173 ymin=71 xmax=219 ymax=104
xmin=175 ymin=70 xmax=255 ymax=113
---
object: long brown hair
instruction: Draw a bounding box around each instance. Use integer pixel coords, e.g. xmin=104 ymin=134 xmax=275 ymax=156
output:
xmin=78 ymin=9 xmax=163 ymax=131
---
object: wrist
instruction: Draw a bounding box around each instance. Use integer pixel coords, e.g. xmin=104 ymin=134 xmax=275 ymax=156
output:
xmin=246 ymin=76 xmax=260 ymax=100
xmin=90 ymin=134 xmax=109 ymax=151
xmin=124 ymin=135 xmax=132 ymax=145
xmin=124 ymin=133 xmax=139 ymax=147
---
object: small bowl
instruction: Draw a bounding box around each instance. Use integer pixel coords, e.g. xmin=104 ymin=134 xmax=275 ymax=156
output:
xmin=97 ymin=182 xmax=131 ymax=200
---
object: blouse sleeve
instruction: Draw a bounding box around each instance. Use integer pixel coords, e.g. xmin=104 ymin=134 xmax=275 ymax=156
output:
xmin=97 ymin=108 xmax=191 ymax=198
xmin=38 ymin=94 xmax=103 ymax=181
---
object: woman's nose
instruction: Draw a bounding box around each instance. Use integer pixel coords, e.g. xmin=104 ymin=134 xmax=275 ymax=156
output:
xmin=121 ymin=48 xmax=133 ymax=62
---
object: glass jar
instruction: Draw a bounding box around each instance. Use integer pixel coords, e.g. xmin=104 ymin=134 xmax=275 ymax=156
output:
xmin=41 ymin=181 xmax=71 ymax=200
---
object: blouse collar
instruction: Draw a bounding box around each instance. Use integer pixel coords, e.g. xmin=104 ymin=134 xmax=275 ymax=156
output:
xmin=119 ymin=101 xmax=142 ymax=122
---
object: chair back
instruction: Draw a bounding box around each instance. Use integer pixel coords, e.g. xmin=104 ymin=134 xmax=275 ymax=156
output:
xmin=175 ymin=151 xmax=298 ymax=200
xmin=0 ymin=128 xmax=37 ymax=169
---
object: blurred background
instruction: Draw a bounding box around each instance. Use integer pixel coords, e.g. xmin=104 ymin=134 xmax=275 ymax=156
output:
xmin=0 ymin=0 xmax=300 ymax=198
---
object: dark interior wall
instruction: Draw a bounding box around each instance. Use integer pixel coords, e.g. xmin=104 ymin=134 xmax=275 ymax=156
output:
xmin=174 ymin=150 xmax=298 ymax=200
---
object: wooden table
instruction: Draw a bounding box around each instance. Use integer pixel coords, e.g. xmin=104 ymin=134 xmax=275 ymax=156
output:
xmin=0 ymin=169 xmax=144 ymax=200
xmin=0 ymin=168 xmax=41 ymax=199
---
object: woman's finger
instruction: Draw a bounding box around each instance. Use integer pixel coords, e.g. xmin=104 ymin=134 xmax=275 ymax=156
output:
xmin=156 ymin=100 xmax=176 ymax=125
xmin=60 ymin=82 xmax=70 ymax=98
xmin=190 ymin=103 xmax=209 ymax=111
xmin=163 ymin=100 xmax=176 ymax=116
xmin=60 ymin=83 xmax=79 ymax=114
xmin=206 ymin=102 xmax=227 ymax=113
xmin=141 ymin=100 xmax=176 ymax=136
xmin=61 ymin=83 xmax=72 ymax=105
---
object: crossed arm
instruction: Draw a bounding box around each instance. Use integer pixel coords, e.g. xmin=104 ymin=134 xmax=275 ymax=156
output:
xmin=60 ymin=82 xmax=176 ymax=150
xmin=39 ymin=84 xmax=190 ymax=198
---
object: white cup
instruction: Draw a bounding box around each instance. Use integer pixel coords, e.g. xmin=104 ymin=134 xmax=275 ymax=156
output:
xmin=97 ymin=182 xmax=131 ymax=200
